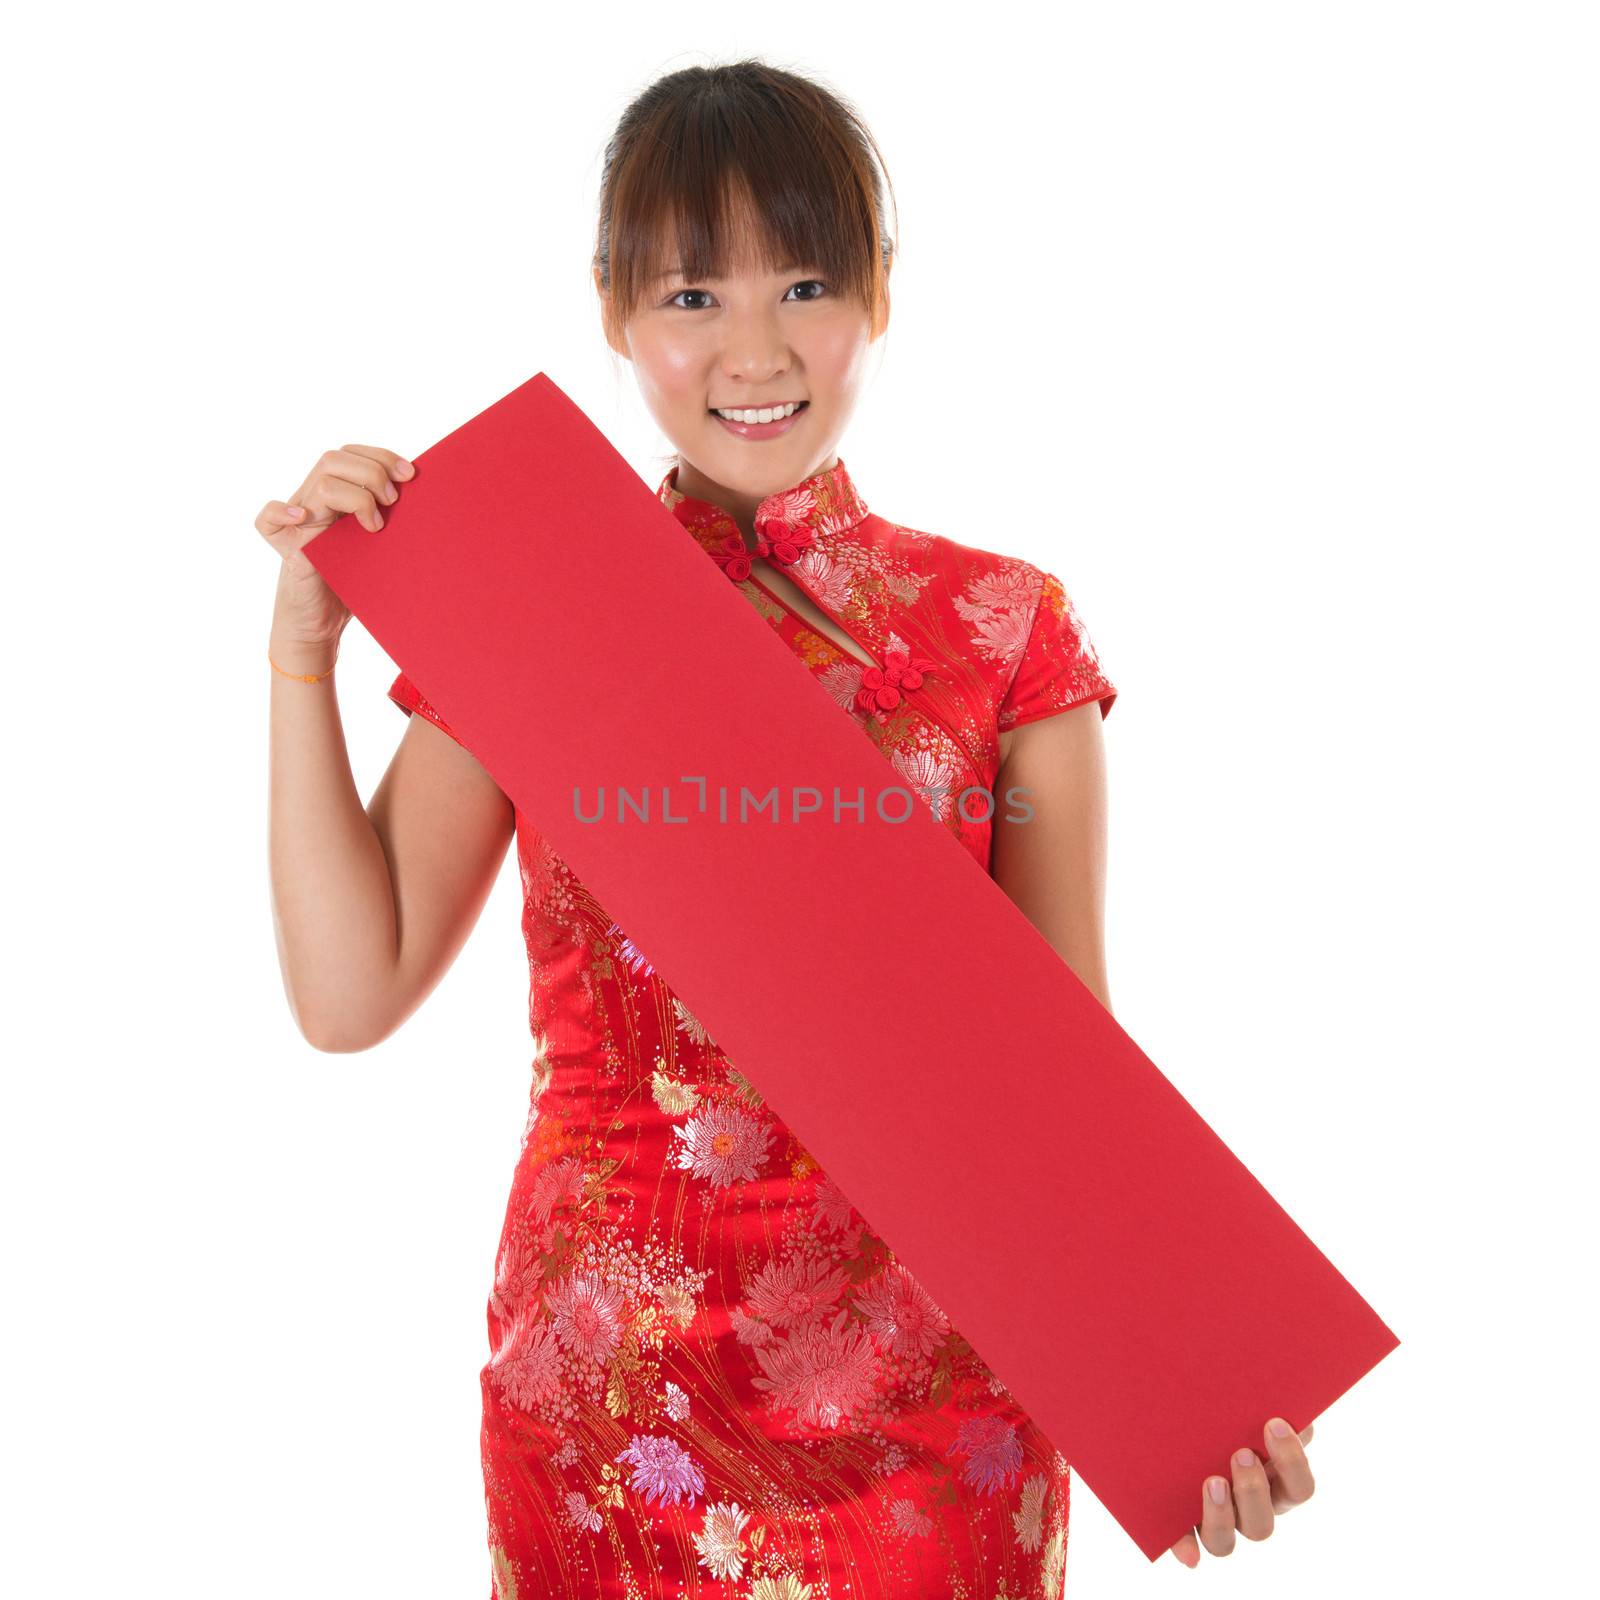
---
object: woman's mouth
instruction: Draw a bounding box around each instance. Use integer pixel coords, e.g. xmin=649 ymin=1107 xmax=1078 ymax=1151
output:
xmin=709 ymin=400 xmax=809 ymax=440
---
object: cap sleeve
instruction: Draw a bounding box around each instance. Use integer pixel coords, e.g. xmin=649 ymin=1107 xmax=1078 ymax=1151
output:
xmin=387 ymin=669 xmax=466 ymax=747
xmin=998 ymin=569 xmax=1117 ymax=730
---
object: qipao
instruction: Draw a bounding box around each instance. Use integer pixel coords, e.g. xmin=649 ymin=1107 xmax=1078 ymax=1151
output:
xmin=387 ymin=455 xmax=1117 ymax=1600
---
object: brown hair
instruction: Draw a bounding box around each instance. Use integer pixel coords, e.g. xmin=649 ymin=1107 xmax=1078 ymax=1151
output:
xmin=593 ymin=60 xmax=898 ymax=351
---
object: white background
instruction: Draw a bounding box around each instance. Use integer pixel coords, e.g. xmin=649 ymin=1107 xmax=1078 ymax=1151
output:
xmin=4 ymin=2 xmax=1594 ymax=1594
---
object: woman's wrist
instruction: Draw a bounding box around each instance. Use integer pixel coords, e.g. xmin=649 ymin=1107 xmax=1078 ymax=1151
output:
xmin=268 ymin=632 xmax=341 ymax=678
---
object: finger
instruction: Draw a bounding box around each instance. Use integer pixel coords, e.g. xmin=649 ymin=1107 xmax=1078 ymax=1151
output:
xmin=336 ymin=442 xmax=414 ymax=499
xmin=286 ymin=448 xmax=402 ymax=524
xmin=1229 ymin=1446 xmax=1275 ymax=1541
xmin=302 ymin=471 xmax=387 ymax=532
xmin=1198 ymin=1471 xmax=1237 ymax=1557
xmin=319 ymin=446 xmax=405 ymax=508
xmin=1168 ymin=1527 xmax=1201 ymax=1568
xmin=255 ymin=499 xmax=325 ymax=562
xmin=341 ymin=442 xmax=414 ymax=476
xmin=1262 ymin=1417 xmax=1316 ymax=1511
xmin=255 ymin=500 xmax=307 ymax=535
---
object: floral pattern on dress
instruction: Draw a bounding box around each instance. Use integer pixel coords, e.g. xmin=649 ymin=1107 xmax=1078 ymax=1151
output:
xmin=385 ymin=453 xmax=1114 ymax=1599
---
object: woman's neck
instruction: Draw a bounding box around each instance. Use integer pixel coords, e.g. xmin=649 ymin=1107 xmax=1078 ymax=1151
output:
xmin=672 ymin=453 xmax=838 ymax=548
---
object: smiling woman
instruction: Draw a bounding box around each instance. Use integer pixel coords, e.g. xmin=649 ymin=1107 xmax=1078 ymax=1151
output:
xmin=367 ymin=58 xmax=1125 ymax=1600
xmin=370 ymin=60 xmax=1104 ymax=1600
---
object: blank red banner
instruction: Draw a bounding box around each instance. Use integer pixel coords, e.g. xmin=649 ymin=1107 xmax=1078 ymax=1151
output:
xmin=305 ymin=371 xmax=1399 ymax=1559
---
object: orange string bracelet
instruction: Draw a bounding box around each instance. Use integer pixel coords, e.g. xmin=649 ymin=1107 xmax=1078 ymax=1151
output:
xmin=268 ymin=646 xmax=338 ymax=683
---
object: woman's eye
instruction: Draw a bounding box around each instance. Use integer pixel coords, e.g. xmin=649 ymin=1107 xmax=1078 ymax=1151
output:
xmin=667 ymin=279 xmax=828 ymax=311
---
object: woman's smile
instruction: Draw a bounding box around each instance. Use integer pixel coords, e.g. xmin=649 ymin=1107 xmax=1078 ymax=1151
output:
xmin=709 ymin=399 xmax=810 ymax=440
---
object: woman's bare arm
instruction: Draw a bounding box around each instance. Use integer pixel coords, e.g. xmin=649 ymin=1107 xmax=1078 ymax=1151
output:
xmin=268 ymin=640 xmax=514 ymax=1052
xmin=990 ymin=700 xmax=1112 ymax=1012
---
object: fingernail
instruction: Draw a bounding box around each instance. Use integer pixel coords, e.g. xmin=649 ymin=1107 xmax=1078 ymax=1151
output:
xmin=286 ymin=506 xmax=303 ymax=517
xmin=1269 ymin=1418 xmax=1292 ymax=1438
xmin=1234 ymin=1448 xmax=1256 ymax=1468
xmin=374 ymin=512 xmax=384 ymax=528
xmin=395 ymin=459 xmax=413 ymax=476
xmin=1208 ymin=1477 xmax=1228 ymax=1505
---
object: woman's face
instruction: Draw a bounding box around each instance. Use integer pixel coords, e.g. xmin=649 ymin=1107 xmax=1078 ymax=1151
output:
xmin=599 ymin=234 xmax=888 ymax=536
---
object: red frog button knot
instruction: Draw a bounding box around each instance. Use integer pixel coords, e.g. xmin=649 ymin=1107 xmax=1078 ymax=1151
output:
xmin=855 ymin=646 xmax=937 ymax=724
xmin=707 ymin=532 xmax=753 ymax=583
xmin=754 ymin=514 xmax=817 ymax=568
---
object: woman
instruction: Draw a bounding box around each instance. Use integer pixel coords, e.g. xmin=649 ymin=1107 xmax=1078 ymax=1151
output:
xmin=260 ymin=57 xmax=1314 ymax=1599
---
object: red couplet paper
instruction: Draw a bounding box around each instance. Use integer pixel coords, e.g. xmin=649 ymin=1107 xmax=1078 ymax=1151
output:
xmin=305 ymin=371 xmax=1399 ymax=1560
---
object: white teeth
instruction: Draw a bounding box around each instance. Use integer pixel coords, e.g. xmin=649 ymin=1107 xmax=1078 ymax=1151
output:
xmin=715 ymin=402 xmax=803 ymax=424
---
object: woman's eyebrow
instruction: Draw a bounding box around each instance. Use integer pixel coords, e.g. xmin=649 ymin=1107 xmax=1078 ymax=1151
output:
xmin=652 ymin=260 xmax=806 ymax=284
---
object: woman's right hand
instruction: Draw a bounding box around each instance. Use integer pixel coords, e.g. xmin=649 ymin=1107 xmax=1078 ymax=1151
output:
xmin=258 ymin=444 xmax=414 ymax=646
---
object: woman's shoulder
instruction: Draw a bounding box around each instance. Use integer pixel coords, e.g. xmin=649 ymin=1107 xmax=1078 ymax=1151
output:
xmin=858 ymin=510 xmax=1116 ymax=721
xmin=858 ymin=508 xmax=1057 ymax=613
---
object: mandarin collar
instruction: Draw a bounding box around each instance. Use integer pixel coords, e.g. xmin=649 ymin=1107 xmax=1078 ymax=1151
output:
xmin=655 ymin=456 xmax=870 ymax=567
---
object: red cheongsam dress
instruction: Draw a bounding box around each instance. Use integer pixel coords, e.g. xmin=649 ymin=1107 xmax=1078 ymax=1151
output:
xmin=386 ymin=455 xmax=1117 ymax=1600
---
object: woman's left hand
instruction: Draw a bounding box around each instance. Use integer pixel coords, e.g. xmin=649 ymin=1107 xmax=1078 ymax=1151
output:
xmin=1167 ymin=1418 xmax=1317 ymax=1567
